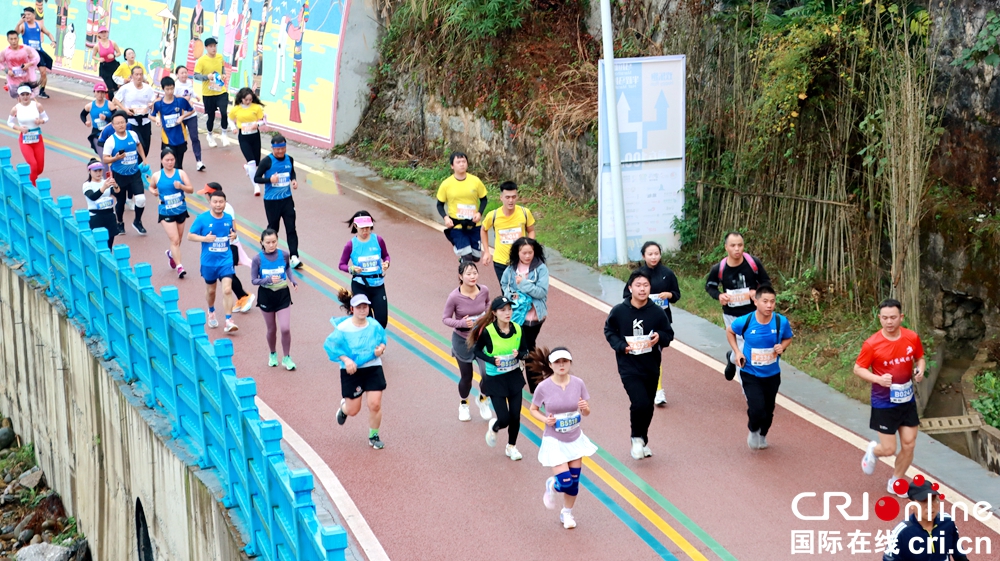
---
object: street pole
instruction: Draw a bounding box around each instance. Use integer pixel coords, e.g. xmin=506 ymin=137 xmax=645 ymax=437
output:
xmin=600 ymin=0 xmax=629 ymax=265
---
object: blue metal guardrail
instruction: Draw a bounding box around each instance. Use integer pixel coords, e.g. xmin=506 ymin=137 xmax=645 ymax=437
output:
xmin=0 ymin=148 xmax=348 ymax=560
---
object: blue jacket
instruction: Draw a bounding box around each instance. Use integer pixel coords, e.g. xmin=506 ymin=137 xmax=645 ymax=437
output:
xmin=883 ymin=513 xmax=969 ymax=561
xmin=500 ymin=261 xmax=549 ymax=321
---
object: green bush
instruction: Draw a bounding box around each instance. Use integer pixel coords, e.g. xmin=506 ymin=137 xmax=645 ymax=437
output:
xmin=972 ymin=369 xmax=1000 ymax=429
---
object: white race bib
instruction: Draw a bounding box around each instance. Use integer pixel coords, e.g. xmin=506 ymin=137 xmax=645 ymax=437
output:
xmin=209 ymin=239 xmax=229 ymax=253
xmin=163 ymin=113 xmax=180 ymax=128
xmin=494 ymin=353 xmax=518 ymax=373
xmin=890 ymin=381 xmax=914 ymax=404
xmin=208 ymin=74 xmax=225 ymax=92
xmin=273 ymin=172 xmax=291 ymax=188
xmin=498 ymin=227 xmax=521 ymax=245
xmin=650 ymin=295 xmax=668 ymax=308
xmin=726 ymin=287 xmax=751 ymax=307
xmin=163 ymin=192 xmax=183 ymax=210
xmin=11 ymin=67 xmax=24 ymax=78
xmin=626 ymin=335 xmax=653 ymax=355
xmin=122 ymin=152 xmax=138 ymax=166
xmin=553 ymin=411 xmax=582 ymax=434
xmin=240 ymin=122 xmax=258 ymax=135
xmin=261 ymin=266 xmax=285 ymax=278
xmin=21 ymin=128 xmax=40 ymax=144
xmin=455 ymin=204 xmax=476 ymax=220
xmin=750 ymin=347 xmax=777 ymax=367
xmin=355 ymin=254 xmax=380 ymax=274
xmin=96 ymin=197 xmax=115 ymax=210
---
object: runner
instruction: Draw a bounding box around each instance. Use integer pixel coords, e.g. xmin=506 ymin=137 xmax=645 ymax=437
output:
xmin=622 ymin=241 xmax=681 ymax=406
xmin=604 ymin=270 xmax=674 ymax=460
xmin=725 ymin=285 xmax=793 ymax=450
xmin=111 ymin=66 xmax=156 ymax=157
xmin=193 ymin=37 xmax=231 ymax=148
xmin=186 ymin=188 xmax=239 ymax=333
xmin=469 ymin=296 xmax=525 ymax=461
xmin=145 ymin=148 xmax=193 ymax=279
xmin=338 ymin=211 xmax=389 ymax=328
xmin=326 ymin=290 xmax=389 ymax=450
xmin=253 ymin=134 xmax=301 ymax=268
xmin=251 ymin=228 xmax=298 ymax=371
xmin=172 ymin=65 xmax=205 ymax=171
xmin=16 ymin=7 xmax=53 ymax=99
xmin=854 ymin=298 xmax=925 ymax=495
xmin=7 ymin=84 xmax=47 ymax=185
xmin=436 ymin=151 xmax=487 ymax=263
xmin=80 ymin=82 xmax=113 ymax=156
xmin=150 ymin=77 xmax=195 ymax=170
xmin=705 ymin=232 xmax=771 ymax=381
xmin=227 ymin=87 xmax=265 ymax=195
xmin=81 ymin=158 xmax=118 ymax=250
xmin=91 ymin=26 xmax=120 ymax=94
xmin=197 ymin=182 xmax=255 ymax=314
xmin=102 ymin=110 xmax=148 ymax=235
xmin=882 ymin=480 xmax=971 ymax=561
xmin=1 ymin=30 xmax=40 ymax=98
xmin=441 ymin=262 xmax=492 ymax=422
xmin=111 ymin=48 xmax=146 ymax=87
xmin=500 ymin=237 xmax=549 ymax=393
xmin=480 ymin=181 xmax=536 ymax=283
xmin=527 ymin=347 xmax=597 ymax=530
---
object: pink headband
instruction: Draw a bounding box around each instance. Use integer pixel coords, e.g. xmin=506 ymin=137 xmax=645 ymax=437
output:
xmin=353 ymin=215 xmax=373 ymax=228
xmin=88 ymin=162 xmax=104 ymax=171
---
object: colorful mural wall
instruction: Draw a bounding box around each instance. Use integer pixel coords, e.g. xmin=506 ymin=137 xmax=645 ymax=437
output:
xmin=3 ymin=0 xmax=351 ymax=147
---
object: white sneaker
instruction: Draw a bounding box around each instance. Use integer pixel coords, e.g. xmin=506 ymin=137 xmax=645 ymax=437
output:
xmin=560 ymin=509 xmax=576 ymax=529
xmin=253 ymin=184 xmax=261 ymax=196
xmin=485 ymin=420 xmax=497 ymax=447
xmin=458 ymin=403 xmax=471 ymax=422
xmin=654 ymin=388 xmax=667 ymax=406
xmin=477 ymin=396 xmax=492 ymax=420
xmin=240 ymin=293 xmax=256 ymax=313
xmin=861 ymin=441 xmax=878 ymax=475
xmin=505 ymin=444 xmax=522 ymax=461
xmin=542 ymin=477 xmax=557 ymax=510
xmin=748 ymin=430 xmax=761 ymax=450
xmin=196 ymin=161 xmax=206 ymax=171
xmin=220 ymin=130 xmax=231 ymax=147
xmin=224 ymin=319 xmax=239 ymax=333
xmin=126 ymin=198 xmax=135 ymax=211
xmin=290 ymin=255 xmax=302 ymax=269
xmin=643 ymin=445 xmax=653 ymax=458
xmin=888 ymin=477 xmax=907 ymax=497
xmin=630 ymin=437 xmax=645 ymax=460
xmin=206 ymin=133 xmax=217 ymax=148
xmin=758 ymin=435 xmax=768 ymax=450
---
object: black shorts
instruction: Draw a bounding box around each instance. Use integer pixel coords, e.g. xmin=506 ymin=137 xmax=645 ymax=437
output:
xmin=158 ymin=211 xmax=189 ymax=224
xmin=257 ymin=286 xmax=292 ymax=312
xmin=36 ymin=49 xmax=52 ymax=69
xmin=111 ymin=171 xmax=144 ymax=196
xmin=341 ymin=365 xmax=386 ymax=399
xmin=870 ymin=400 xmax=919 ymax=435
xmin=479 ymin=368 xmax=526 ymax=398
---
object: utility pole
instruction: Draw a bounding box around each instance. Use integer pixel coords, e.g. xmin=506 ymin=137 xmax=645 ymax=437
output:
xmin=600 ymin=0 xmax=629 ymax=265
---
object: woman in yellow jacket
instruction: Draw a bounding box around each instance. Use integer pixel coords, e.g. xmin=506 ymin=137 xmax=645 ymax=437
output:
xmin=111 ymin=48 xmax=147 ymax=86
xmin=228 ymin=87 xmax=266 ymax=196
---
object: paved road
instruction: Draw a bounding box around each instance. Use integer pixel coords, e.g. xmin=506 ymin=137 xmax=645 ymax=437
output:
xmin=4 ymin=80 xmax=998 ymax=561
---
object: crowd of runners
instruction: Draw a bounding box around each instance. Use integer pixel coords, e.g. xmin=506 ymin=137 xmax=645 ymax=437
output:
xmin=1 ymin=8 xmax=959 ymax=553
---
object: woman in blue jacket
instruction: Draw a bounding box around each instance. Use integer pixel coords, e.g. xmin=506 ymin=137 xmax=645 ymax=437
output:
xmin=501 ymin=237 xmax=549 ymax=393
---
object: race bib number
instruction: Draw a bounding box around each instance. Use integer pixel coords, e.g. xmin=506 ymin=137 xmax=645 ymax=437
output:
xmin=626 ymin=335 xmax=653 ymax=355
xmin=21 ymin=128 xmax=40 ymax=144
xmin=455 ymin=204 xmax=476 ymax=220
xmin=163 ymin=113 xmax=180 ymax=128
xmin=11 ymin=67 xmax=25 ymax=77
xmin=240 ymin=122 xmax=258 ymax=135
xmin=94 ymin=117 xmax=107 ymax=129
xmin=261 ymin=266 xmax=285 ymax=279
xmin=553 ymin=411 xmax=582 ymax=433
xmin=726 ymin=287 xmax=751 ymax=307
xmin=494 ymin=353 xmax=518 ymax=373
xmin=163 ymin=192 xmax=183 ymax=210
xmin=208 ymin=73 xmax=225 ymax=92
xmin=122 ymin=151 xmax=138 ymax=166
xmin=95 ymin=197 xmax=114 ymax=210
xmin=890 ymin=381 xmax=914 ymax=404
xmin=208 ymin=239 xmax=229 ymax=253
xmin=498 ymin=227 xmax=521 ymax=245
xmin=750 ymin=347 xmax=777 ymax=367
xmin=355 ymin=255 xmax=380 ymax=274
xmin=273 ymin=172 xmax=291 ymax=187
xmin=27 ymin=39 xmax=40 ymax=50
xmin=650 ymin=295 xmax=668 ymax=308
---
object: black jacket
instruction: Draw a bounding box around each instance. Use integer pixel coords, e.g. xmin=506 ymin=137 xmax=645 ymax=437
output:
xmin=883 ymin=513 xmax=969 ymax=561
xmin=704 ymin=257 xmax=771 ymax=318
xmin=604 ymin=298 xmax=673 ymax=377
xmin=621 ymin=264 xmax=681 ymax=322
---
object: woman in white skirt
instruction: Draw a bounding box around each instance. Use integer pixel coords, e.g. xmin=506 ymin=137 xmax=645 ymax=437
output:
xmin=527 ymin=347 xmax=597 ymax=529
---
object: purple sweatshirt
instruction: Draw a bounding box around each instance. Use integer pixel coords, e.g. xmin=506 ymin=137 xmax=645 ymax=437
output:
xmin=442 ymin=285 xmax=491 ymax=335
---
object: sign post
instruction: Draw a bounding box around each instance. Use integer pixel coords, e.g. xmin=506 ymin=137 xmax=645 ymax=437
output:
xmin=599 ymin=0 xmax=629 ymax=265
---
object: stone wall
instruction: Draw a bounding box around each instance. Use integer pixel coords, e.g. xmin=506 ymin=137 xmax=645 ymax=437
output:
xmin=0 ymin=263 xmax=248 ymax=560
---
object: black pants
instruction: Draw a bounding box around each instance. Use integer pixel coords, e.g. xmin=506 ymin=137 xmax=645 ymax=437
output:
xmin=741 ymin=373 xmax=781 ymax=436
xmin=351 ymin=280 xmax=387 ymax=328
xmin=493 ymin=262 xmax=507 ymax=284
xmin=264 ymin=197 xmax=298 ymax=257
xmin=229 ymin=245 xmax=248 ymax=300
xmin=520 ymin=320 xmax=545 ymax=393
xmin=203 ymin=93 xmax=229 ymax=132
xmin=490 ymin=395 xmax=521 ymax=446
xmin=88 ymin=211 xmax=116 ymax=250
xmin=163 ymin=142 xmax=187 ymax=170
xmin=111 ymin=172 xmax=145 ymax=225
xmin=98 ymin=60 xmax=119 ymax=95
xmin=238 ymin=132 xmax=261 ymax=164
xmin=129 ymin=121 xmax=152 ymax=157
xmin=621 ymin=373 xmax=659 ymax=444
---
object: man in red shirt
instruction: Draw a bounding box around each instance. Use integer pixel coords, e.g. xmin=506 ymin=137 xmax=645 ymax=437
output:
xmin=853 ymin=298 xmax=925 ymax=495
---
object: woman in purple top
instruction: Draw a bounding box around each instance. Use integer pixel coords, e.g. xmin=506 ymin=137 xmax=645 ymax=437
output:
xmin=442 ymin=262 xmax=492 ymax=422
xmin=527 ymin=347 xmax=597 ymax=530
xmin=338 ymin=211 xmax=390 ymax=327
xmin=251 ymin=228 xmax=298 ymax=371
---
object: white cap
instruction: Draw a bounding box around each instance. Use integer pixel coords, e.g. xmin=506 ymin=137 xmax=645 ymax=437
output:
xmin=16 ymin=85 xmax=31 ymax=95
xmin=548 ymin=349 xmax=573 ymax=363
xmin=350 ymin=294 xmax=371 ymax=307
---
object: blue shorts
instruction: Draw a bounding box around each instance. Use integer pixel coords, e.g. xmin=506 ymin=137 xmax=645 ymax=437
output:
xmin=201 ymin=263 xmax=235 ymax=284
xmin=445 ymin=225 xmax=481 ymax=257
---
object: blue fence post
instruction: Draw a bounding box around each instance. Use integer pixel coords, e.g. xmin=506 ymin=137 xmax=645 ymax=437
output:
xmin=9 ymin=163 xmax=32 ymax=271
xmin=0 ymin=147 xmax=11 ymax=247
xmin=103 ymin=245 xmax=134 ymax=369
xmin=131 ymin=263 xmax=156 ymax=406
xmin=50 ymin=196 xmax=75 ymax=307
xmin=320 ymin=526 xmax=349 ymax=561
xmin=34 ymin=178 xmax=57 ymax=295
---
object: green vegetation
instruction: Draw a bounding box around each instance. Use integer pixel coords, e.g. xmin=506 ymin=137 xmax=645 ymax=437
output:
xmin=972 ymin=370 xmax=1000 ymax=429
xmin=952 ymin=11 xmax=1000 ymax=69
xmin=53 ymin=516 xmax=85 ymax=545
xmin=0 ymin=442 xmax=34 ymax=475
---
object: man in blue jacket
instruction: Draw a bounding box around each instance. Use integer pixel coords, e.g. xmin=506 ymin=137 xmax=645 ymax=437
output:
xmin=884 ymin=480 xmax=972 ymax=560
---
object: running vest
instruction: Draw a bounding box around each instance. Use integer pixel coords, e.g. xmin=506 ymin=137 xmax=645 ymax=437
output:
xmin=83 ymin=181 xmax=115 ymax=213
xmin=109 ymin=132 xmax=139 ymax=175
xmin=90 ymin=100 xmax=112 ymax=131
xmin=262 ymin=154 xmax=292 ymax=200
xmin=258 ymin=250 xmax=288 ymax=289
xmin=156 ymin=169 xmax=186 ymax=216
xmin=22 ymin=22 xmax=42 ymax=51
xmin=483 ymin=322 xmax=521 ymax=376
xmin=350 ymin=234 xmax=384 ymax=287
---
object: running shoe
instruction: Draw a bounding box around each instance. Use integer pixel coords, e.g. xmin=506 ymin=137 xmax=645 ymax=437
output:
xmin=654 ymin=388 xmax=667 ymax=406
xmin=206 ymin=312 xmax=219 ymax=329
xmin=37 ymin=90 xmax=49 ymax=99
xmin=232 ymin=296 xmax=248 ymax=314
xmin=282 ymin=356 xmax=296 ymax=371
xmin=642 ymin=445 xmax=653 ymax=458
xmin=166 ymin=249 xmax=176 ymax=269
xmin=290 ymin=255 xmax=302 ymax=269
xmin=747 ymin=430 xmax=761 ymax=450
xmin=268 ymin=352 xmax=278 ymax=367
xmin=560 ymin=510 xmax=576 ymax=529
xmin=224 ymin=319 xmax=239 ymax=333
xmin=206 ymin=133 xmax=217 ymax=148
xmin=220 ymin=131 xmax=231 ymax=147
xmin=196 ymin=161 xmax=206 ymax=171
xmin=861 ymin=440 xmax=878 ymax=475
xmin=758 ymin=435 xmax=769 ymax=450
xmin=630 ymin=437 xmax=645 ymax=460
xmin=116 ymin=222 xmax=126 ymax=236
xmin=888 ymin=477 xmax=907 ymax=497
xmin=458 ymin=403 xmax=471 ymax=422
xmin=505 ymin=444 xmax=522 ymax=461
xmin=240 ymin=294 xmax=256 ymax=313
xmin=485 ymin=420 xmax=498 ymax=447
xmin=369 ymin=434 xmax=384 ymax=450
xmin=337 ymin=399 xmax=347 ymax=425
xmin=126 ymin=198 xmax=135 ymax=211
xmin=132 ymin=222 xmax=147 ymax=235
xmin=724 ymin=351 xmax=737 ymax=381
xmin=254 ymin=184 xmax=261 ymax=196
xmin=543 ymin=477 xmax=558 ymax=510
xmin=176 ymin=265 xmax=186 ymax=279
xmin=477 ymin=395 xmax=492 ymax=420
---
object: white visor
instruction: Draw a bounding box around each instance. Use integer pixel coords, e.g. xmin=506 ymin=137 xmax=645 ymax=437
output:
xmin=548 ymin=349 xmax=573 ymax=363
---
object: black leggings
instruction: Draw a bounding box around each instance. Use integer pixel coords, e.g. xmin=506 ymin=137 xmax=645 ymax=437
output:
xmin=238 ymin=132 xmax=261 ymax=164
xmin=229 ymin=245 xmax=248 ymax=300
xmin=457 ymin=359 xmax=486 ymax=399
xmin=351 ymin=280 xmax=387 ymax=328
xmin=203 ymin=93 xmax=229 ymax=132
xmin=264 ymin=197 xmax=298 ymax=257
xmin=490 ymin=395 xmax=521 ymax=446
xmin=88 ymin=211 xmax=116 ymax=250
xmin=130 ymin=121 xmax=151 ymax=156
xmin=98 ymin=60 xmax=119 ymax=95
xmin=520 ymin=320 xmax=545 ymax=393
xmin=111 ymin=172 xmax=145 ymax=224
xmin=742 ymin=373 xmax=781 ymax=436
xmin=621 ymin=373 xmax=659 ymax=444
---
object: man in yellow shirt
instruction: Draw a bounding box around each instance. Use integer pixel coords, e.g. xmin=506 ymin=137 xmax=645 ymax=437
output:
xmin=193 ymin=37 xmax=231 ymax=148
xmin=436 ymin=151 xmax=488 ymax=263
xmin=480 ymin=181 xmax=536 ymax=282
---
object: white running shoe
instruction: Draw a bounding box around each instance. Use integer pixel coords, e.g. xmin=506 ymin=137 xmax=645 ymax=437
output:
xmin=240 ymin=293 xmax=256 ymax=313
xmin=505 ymin=444 xmax=522 ymax=461
xmin=560 ymin=509 xmax=577 ymax=529
xmin=206 ymin=312 xmax=219 ymax=329
xmin=196 ymin=161 xmax=206 ymax=171
xmin=224 ymin=319 xmax=239 ymax=333
xmin=126 ymin=198 xmax=135 ymax=211
xmin=888 ymin=477 xmax=907 ymax=497
xmin=477 ymin=396 xmax=492 ymax=420
xmin=630 ymin=437 xmax=645 ymax=460
xmin=220 ymin=130 xmax=231 ymax=147
xmin=206 ymin=133 xmax=218 ymax=148
xmin=654 ymin=388 xmax=667 ymax=406
xmin=485 ymin=420 xmax=497 ymax=447
xmin=458 ymin=403 xmax=471 ymax=422
xmin=543 ymin=477 xmax=557 ymax=510
xmin=290 ymin=255 xmax=302 ymax=269
xmin=254 ymin=184 xmax=261 ymax=196
xmin=861 ymin=440 xmax=878 ymax=475
xmin=643 ymin=445 xmax=653 ymax=458
xmin=747 ymin=430 xmax=761 ymax=450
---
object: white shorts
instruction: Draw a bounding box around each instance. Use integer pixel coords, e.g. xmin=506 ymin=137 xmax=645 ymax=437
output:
xmin=537 ymin=432 xmax=598 ymax=467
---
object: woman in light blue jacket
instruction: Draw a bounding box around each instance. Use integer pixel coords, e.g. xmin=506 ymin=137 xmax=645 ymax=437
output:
xmin=501 ymin=237 xmax=549 ymax=392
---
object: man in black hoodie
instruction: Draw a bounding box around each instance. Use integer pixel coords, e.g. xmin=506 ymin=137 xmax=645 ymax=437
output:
xmin=605 ymin=270 xmax=674 ymax=460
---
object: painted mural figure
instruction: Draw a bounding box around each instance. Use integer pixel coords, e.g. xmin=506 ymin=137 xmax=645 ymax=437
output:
xmin=287 ymin=0 xmax=309 ymax=123
xmin=187 ymin=0 xmax=205 ymax=72
xmin=269 ymin=15 xmax=289 ymax=97
xmin=212 ymin=0 xmax=225 ymax=41
xmin=84 ymin=0 xmax=112 ymax=72
xmin=53 ymin=0 xmax=69 ymax=63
